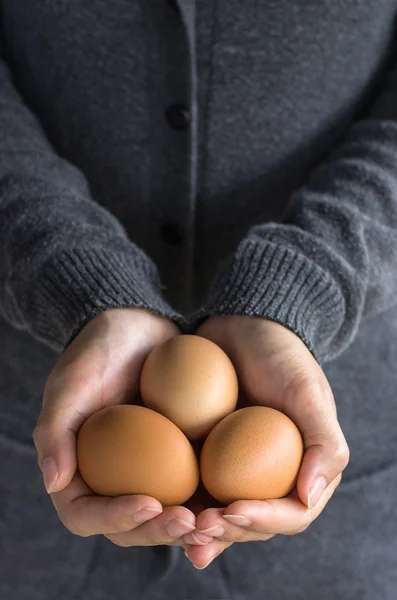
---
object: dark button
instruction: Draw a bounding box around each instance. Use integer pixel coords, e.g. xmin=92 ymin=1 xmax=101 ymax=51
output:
xmin=167 ymin=0 xmax=180 ymax=12
xmin=165 ymin=104 xmax=191 ymax=130
xmin=160 ymin=222 xmax=183 ymax=245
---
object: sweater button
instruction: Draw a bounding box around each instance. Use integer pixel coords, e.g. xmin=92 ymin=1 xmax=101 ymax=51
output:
xmin=160 ymin=222 xmax=183 ymax=245
xmin=165 ymin=105 xmax=190 ymax=130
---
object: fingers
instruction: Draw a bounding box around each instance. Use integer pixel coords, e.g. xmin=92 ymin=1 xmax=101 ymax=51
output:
xmin=222 ymin=475 xmax=340 ymax=538
xmin=105 ymin=506 xmax=198 ymax=547
xmin=193 ymin=475 xmax=340 ymax=545
xmin=182 ymin=530 xmax=214 ymax=546
xmin=195 ymin=507 xmax=275 ymax=543
xmin=52 ymin=472 xmax=164 ymax=536
xmin=52 ymin=471 xmax=202 ymax=548
xmin=184 ymin=540 xmax=234 ymax=570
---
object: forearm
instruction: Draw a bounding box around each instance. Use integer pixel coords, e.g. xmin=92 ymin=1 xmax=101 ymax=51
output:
xmin=0 ymin=54 xmax=182 ymax=350
xmin=196 ymin=44 xmax=397 ymax=364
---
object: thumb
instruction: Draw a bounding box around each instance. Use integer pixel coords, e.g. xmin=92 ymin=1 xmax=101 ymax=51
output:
xmin=284 ymin=377 xmax=350 ymax=510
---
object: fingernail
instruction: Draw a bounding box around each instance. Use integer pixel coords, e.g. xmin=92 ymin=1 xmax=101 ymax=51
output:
xmin=42 ymin=456 xmax=58 ymax=494
xmin=308 ymin=476 xmax=327 ymax=509
xmin=197 ymin=524 xmax=225 ymax=537
xmin=165 ymin=518 xmax=195 ymax=537
xmin=184 ymin=531 xmax=213 ymax=546
xmin=134 ymin=507 xmax=163 ymax=524
xmin=223 ymin=514 xmax=252 ymax=526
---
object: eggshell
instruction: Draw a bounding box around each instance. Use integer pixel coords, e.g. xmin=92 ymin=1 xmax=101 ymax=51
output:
xmin=200 ymin=406 xmax=304 ymax=504
xmin=140 ymin=335 xmax=238 ymax=440
xmin=77 ymin=405 xmax=199 ymax=506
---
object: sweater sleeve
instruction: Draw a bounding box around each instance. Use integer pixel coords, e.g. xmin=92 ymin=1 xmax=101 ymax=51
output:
xmin=194 ymin=46 xmax=397 ymax=365
xmin=0 ymin=52 xmax=183 ymax=352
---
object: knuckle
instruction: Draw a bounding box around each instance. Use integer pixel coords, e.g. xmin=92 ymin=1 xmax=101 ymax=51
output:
xmin=287 ymin=370 xmax=315 ymax=403
xmin=223 ymin=526 xmax=248 ymax=543
xmin=45 ymin=365 xmax=90 ymax=405
xmin=43 ymin=372 xmax=63 ymax=405
xmin=32 ymin=421 xmax=49 ymax=449
xmin=286 ymin=514 xmax=312 ymax=536
xmin=287 ymin=372 xmax=334 ymax=413
xmin=104 ymin=499 xmax=130 ymax=533
xmin=32 ymin=425 xmax=40 ymax=447
xmin=59 ymin=511 xmax=88 ymax=537
xmin=334 ymin=473 xmax=343 ymax=488
xmin=333 ymin=441 xmax=350 ymax=471
xmin=288 ymin=523 xmax=310 ymax=535
xmin=289 ymin=378 xmax=326 ymax=415
xmin=32 ymin=420 xmax=57 ymax=459
xmin=105 ymin=534 xmax=130 ymax=548
xmin=262 ymin=499 xmax=282 ymax=531
xmin=296 ymin=518 xmax=311 ymax=534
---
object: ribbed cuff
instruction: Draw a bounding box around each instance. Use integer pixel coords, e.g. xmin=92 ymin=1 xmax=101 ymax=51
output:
xmin=192 ymin=238 xmax=344 ymax=363
xmin=29 ymin=245 xmax=186 ymax=351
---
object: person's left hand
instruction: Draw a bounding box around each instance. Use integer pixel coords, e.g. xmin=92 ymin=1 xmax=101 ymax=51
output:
xmin=182 ymin=315 xmax=350 ymax=569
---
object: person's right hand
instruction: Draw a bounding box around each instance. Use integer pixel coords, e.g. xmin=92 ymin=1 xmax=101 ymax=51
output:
xmin=33 ymin=308 xmax=202 ymax=548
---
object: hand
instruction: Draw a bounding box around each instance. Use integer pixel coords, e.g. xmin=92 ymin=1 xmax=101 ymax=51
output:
xmin=183 ymin=315 xmax=349 ymax=569
xmin=33 ymin=308 xmax=201 ymax=547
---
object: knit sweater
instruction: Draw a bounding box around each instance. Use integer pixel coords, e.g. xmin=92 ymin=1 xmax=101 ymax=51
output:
xmin=1 ymin=2 xmax=397 ymax=599
xmin=1 ymin=0 xmax=397 ymax=365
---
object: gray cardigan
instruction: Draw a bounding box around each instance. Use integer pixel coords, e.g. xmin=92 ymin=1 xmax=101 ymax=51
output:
xmin=1 ymin=2 xmax=397 ymax=599
xmin=1 ymin=0 xmax=397 ymax=365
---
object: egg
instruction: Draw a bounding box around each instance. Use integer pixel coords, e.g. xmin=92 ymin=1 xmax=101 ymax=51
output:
xmin=200 ymin=406 xmax=304 ymax=504
xmin=77 ymin=404 xmax=199 ymax=506
xmin=140 ymin=335 xmax=239 ymax=440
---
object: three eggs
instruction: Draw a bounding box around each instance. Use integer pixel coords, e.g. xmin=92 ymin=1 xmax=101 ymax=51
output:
xmin=77 ymin=335 xmax=304 ymax=506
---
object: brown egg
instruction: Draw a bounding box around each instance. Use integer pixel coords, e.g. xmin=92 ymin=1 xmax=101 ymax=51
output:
xmin=200 ymin=406 xmax=304 ymax=504
xmin=77 ymin=405 xmax=199 ymax=506
xmin=140 ymin=335 xmax=238 ymax=440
